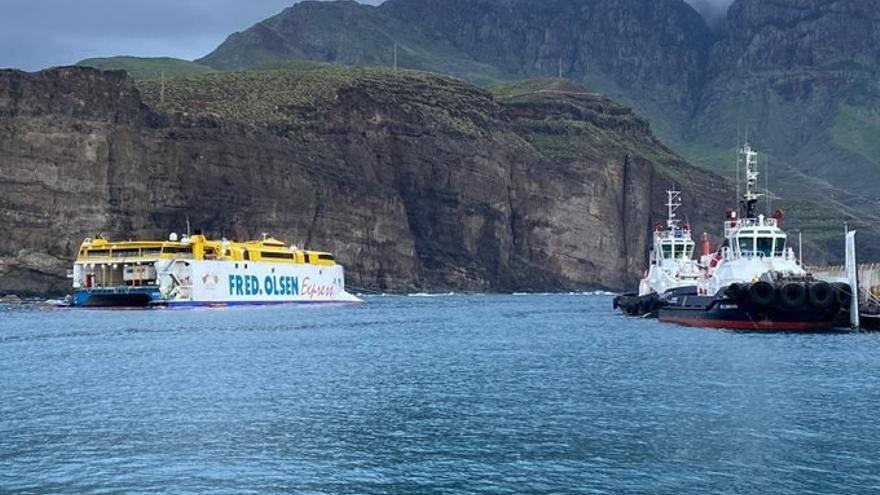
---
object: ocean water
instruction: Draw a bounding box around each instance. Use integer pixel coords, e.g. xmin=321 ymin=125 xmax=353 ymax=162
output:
xmin=1 ymin=294 xmax=879 ymax=494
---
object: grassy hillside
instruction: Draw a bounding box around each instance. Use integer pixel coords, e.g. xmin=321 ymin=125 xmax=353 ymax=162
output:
xmin=137 ymin=65 xmax=496 ymax=138
xmin=77 ymin=56 xmax=215 ymax=80
xmin=197 ymin=1 xmax=511 ymax=86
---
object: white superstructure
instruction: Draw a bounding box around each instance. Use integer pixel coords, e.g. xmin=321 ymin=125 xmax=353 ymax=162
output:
xmin=695 ymin=143 xmax=805 ymax=295
xmin=638 ymin=189 xmax=702 ymax=296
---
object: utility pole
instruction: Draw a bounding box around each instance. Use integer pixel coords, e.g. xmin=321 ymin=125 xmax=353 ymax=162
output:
xmin=393 ymin=43 xmax=399 ymax=72
xmin=160 ymin=70 xmax=166 ymax=104
xmin=558 ymin=57 xmax=563 ymax=79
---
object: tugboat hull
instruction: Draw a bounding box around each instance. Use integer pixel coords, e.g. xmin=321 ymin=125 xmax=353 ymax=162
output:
xmin=657 ymin=285 xmax=842 ymax=331
xmin=613 ymin=292 xmax=663 ymax=317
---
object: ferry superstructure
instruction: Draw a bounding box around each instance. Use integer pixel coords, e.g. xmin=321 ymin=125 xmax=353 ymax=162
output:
xmin=71 ymin=233 xmax=361 ymax=307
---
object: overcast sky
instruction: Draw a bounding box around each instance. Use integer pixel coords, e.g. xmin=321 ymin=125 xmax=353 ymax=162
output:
xmin=1 ymin=0 xmax=732 ymax=72
xmin=0 ymin=0 xmax=381 ymax=71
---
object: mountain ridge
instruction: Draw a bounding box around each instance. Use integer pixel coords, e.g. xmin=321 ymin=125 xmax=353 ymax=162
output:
xmin=196 ymin=0 xmax=880 ymax=239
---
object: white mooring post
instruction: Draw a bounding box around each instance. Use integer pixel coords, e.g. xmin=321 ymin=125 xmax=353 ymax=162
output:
xmin=846 ymin=230 xmax=859 ymax=329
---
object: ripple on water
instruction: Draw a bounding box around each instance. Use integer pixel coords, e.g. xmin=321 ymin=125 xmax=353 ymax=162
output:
xmin=2 ymin=295 xmax=880 ymax=494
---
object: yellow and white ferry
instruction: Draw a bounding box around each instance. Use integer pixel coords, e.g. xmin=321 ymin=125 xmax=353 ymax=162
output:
xmin=71 ymin=232 xmax=361 ymax=307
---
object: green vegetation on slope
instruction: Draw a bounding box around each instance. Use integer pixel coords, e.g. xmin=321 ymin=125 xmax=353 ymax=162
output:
xmin=136 ymin=65 xmax=494 ymax=137
xmin=77 ymin=56 xmax=215 ymax=80
xmin=198 ymin=1 xmax=511 ymax=86
xmin=831 ymin=104 xmax=880 ymax=169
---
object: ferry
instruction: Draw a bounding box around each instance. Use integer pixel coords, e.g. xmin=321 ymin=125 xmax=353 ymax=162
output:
xmin=70 ymin=232 xmax=361 ymax=308
xmin=656 ymin=143 xmax=849 ymax=331
xmin=614 ymin=189 xmax=701 ymax=316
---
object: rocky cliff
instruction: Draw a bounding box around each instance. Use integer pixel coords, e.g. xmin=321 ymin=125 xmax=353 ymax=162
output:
xmin=196 ymin=0 xmax=880 ymax=256
xmin=0 ymin=67 xmax=729 ymax=296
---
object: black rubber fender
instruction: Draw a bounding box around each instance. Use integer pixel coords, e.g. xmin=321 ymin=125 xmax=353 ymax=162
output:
xmin=832 ymin=282 xmax=852 ymax=308
xmin=725 ymin=283 xmax=743 ymax=300
xmin=808 ymin=282 xmax=833 ymax=308
xmin=749 ymin=281 xmax=776 ymax=307
xmin=779 ymin=283 xmax=806 ymax=308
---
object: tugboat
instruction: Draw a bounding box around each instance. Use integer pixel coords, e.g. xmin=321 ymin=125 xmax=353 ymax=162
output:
xmin=70 ymin=232 xmax=361 ymax=307
xmin=614 ymin=189 xmax=701 ymax=316
xmin=657 ymin=143 xmax=849 ymax=331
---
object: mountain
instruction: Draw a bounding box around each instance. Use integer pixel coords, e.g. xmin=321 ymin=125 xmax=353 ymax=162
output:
xmin=198 ymin=0 xmax=880 ymax=242
xmin=0 ymin=66 xmax=730 ymax=296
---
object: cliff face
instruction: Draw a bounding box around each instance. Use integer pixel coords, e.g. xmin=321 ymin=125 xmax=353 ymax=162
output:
xmin=201 ymin=0 xmax=713 ymax=120
xmin=0 ymin=67 xmax=729 ymax=296
xmin=196 ymin=0 xmax=880 ymax=257
xmin=699 ymin=0 xmax=880 ymax=197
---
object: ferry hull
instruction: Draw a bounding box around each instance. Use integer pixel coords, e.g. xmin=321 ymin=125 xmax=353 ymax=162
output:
xmin=657 ymin=295 xmax=840 ymax=331
xmin=74 ymin=287 xmax=161 ymax=307
xmin=73 ymin=290 xmax=360 ymax=308
xmin=73 ymin=260 xmax=361 ymax=308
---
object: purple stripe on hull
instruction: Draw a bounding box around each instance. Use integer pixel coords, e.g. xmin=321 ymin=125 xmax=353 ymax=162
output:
xmin=154 ymin=300 xmax=360 ymax=309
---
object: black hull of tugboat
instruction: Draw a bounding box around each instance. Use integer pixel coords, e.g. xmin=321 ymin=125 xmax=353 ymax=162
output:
xmin=658 ymin=299 xmax=837 ymax=331
xmin=613 ymin=292 xmax=664 ymax=317
xmin=657 ymin=282 xmax=849 ymax=331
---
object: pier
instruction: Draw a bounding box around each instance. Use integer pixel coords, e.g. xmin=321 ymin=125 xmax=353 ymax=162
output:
xmin=813 ymin=264 xmax=880 ymax=303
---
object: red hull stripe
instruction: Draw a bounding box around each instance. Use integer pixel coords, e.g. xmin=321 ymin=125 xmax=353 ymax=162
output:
xmin=659 ymin=316 xmax=834 ymax=331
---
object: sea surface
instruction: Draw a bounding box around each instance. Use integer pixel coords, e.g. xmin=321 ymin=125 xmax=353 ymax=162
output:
xmin=2 ymin=294 xmax=880 ymax=494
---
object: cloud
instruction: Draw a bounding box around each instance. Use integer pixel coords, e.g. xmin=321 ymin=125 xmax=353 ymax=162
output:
xmin=685 ymin=0 xmax=736 ymax=25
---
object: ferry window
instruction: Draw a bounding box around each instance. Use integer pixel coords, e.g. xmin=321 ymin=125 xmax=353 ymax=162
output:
xmin=774 ymin=238 xmax=786 ymax=257
xmin=738 ymin=237 xmax=753 ymax=255
xmin=318 ymin=254 xmax=335 ymax=262
xmin=142 ymin=248 xmax=162 ymax=256
xmin=162 ymin=246 xmax=180 ymax=254
xmin=756 ymin=237 xmax=773 ymax=257
xmin=87 ymin=249 xmax=110 ymax=257
xmin=112 ymin=249 xmax=140 ymax=258
xmin=243 ymin=250 xmax=250 ymax=261
xmin=261 ymin=251 xmax=295 ymax=260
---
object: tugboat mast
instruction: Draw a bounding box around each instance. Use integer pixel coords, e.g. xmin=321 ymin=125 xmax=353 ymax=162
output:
xmin=666 ymin=188 xmax=683 ymax=230
xmin=740 ymin=143 xmax=762 ymax=219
